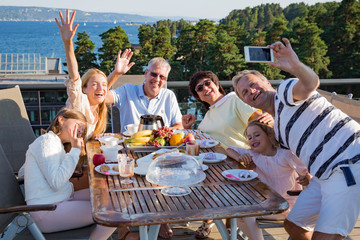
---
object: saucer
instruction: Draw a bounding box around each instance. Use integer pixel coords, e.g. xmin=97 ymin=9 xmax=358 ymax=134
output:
xmin=201 ymin=153 xmax=227 ymax=163
xmin=122 ymin=130 xmax=136 ymax=137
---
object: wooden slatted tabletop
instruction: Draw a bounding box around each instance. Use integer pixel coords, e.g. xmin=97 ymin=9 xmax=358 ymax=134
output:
xmin=86 ymin=140 xmax=288 ymax=228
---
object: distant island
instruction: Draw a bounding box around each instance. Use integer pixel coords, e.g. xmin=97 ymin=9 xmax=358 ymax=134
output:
xmin=0 ymin=6 xmax=160 ymax=22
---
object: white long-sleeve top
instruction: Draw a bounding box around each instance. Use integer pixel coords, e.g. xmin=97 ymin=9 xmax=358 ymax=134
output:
xmin=24 ymin=131 xmax=81 ymax=205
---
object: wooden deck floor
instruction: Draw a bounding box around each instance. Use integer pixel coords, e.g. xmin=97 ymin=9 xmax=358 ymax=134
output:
xmin=16 ymin=217 xmax=360 ymax=239
xmin=164 ymin=218 xmax=360 ymax=240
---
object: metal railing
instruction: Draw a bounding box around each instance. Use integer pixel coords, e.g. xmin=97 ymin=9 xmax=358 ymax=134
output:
xmin=0 ymin=53 xmax=48 ymax=75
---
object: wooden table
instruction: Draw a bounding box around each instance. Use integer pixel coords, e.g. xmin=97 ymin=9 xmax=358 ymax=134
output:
xmin=86 ymin=140 xmax=288 ymax=240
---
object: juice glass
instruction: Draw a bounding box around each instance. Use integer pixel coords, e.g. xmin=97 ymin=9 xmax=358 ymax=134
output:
xmin=118 ymin=157 xmax=135 ymax=185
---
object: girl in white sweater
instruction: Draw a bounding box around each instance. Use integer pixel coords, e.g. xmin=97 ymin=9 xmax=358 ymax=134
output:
xmin=24 ymin=108 xmax=116 ymax=239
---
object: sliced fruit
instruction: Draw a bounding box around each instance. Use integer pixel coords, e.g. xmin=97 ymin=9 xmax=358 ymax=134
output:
xmin=131 ymin=130 xmax=153 ymax=138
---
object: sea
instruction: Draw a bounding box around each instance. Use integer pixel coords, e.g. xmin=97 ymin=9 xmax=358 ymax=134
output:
xmin=0 ymin=21 xmax=146 ymax=64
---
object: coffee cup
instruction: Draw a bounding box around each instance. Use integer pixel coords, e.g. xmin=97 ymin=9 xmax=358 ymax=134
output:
xmin=102 ymin=136 xmax=119 ymax=147
xmin=100 ymin=145 xmax=121 ymax=162
xmin=124 ymin=123 xmax=139 ymax=135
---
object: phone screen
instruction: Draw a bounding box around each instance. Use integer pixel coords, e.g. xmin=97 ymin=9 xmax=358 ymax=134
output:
xmin=245 ymin=47 xmax=273 ymax=62
xmin=249 ymin=48 xmax=271 ymax=61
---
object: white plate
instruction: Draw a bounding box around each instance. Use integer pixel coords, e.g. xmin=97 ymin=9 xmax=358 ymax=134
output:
xmin=201 ymin=153 xmax=227 ymax=163
xmin=196 ymin=139 xmax=219 ymax=148
xmin=134 ymin=166 xmax=148 ymax=176
xmin=95 ymin=164 xmax=119 ymax=175
xmin=222 ymin=169 xmax=258 ymax=181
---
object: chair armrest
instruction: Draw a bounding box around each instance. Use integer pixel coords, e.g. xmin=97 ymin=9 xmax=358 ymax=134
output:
xmin=71 ymin=165 xmax=84 ymax=178
xmin=0 ymin=204 xmax=57 ymax=214
xmin=286 ymin=190 xmax=302 ymax=196
xmin=17 ymin=176 xmax=24 ymax=185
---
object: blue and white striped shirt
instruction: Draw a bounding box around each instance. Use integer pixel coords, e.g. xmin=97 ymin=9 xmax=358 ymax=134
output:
xmin=274 ymin=79 xmax=360 ymax=180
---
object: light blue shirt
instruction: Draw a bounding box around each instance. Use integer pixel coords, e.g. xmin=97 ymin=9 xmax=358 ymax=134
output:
xmin=112 ymin=83 xmax=182 ymax=132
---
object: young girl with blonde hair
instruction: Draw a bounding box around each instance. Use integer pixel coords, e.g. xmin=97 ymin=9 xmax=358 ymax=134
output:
xmin=226 ymin=120 xmax=311 ymax=240
xmin=24 ymin=108 xmax=116 ymax=239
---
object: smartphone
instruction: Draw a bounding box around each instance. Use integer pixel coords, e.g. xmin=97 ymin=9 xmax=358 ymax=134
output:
xmin=244 ymin=46 xmax=274 ymax=63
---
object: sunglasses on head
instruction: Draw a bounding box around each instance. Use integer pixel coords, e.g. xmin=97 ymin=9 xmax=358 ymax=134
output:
xmin=149 ymin=71 xmax=167 ymax=81
xmin=195 ymin=80 xmax=212 ymax=92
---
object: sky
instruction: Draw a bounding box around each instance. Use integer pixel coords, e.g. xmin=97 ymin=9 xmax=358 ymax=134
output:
xmin=1 ymin=0 xmax=342 ymax=19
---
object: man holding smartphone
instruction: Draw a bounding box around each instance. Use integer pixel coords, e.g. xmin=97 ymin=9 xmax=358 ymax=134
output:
xmin=232 ymin=38 xmax=360 ymax=240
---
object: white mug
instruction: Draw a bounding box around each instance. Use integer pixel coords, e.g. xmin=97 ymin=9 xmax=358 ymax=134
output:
xmin=102 ymin=136 xmax=118 ymax=147
xmin=100 ymin=146 xmax=121 ymax=162
xmin=124 ymin=123 xmax=139 ymax=135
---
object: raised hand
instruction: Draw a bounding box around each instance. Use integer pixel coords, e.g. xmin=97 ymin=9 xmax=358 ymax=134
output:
xmin=268 ymin=38 xmax=300 ymax=75
xmin=113 ymin=49 xmax=135 ymax=75
xmin=182 ymin=113 xmax=195 ymax=129
xmin=70 ymin=123 xmax=84 ymax=149
xmin=55 ymin=9 xmax=79 ymax=44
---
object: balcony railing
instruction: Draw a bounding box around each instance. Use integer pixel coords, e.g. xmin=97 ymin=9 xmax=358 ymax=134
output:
xmin=0 ymin=53 xmax=48 ymax=75
xmin=1 ymin=78 xmax=359 ymax=136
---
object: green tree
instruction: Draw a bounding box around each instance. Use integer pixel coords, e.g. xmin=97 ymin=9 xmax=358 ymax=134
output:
xmin=193 ymin=19 xmax=218 ymax=71
xmin=175 ymin=20 xmax=217 ymax=78
xmin=220 ymin=20 xmax=250 ymax=53
xmin=152 ymin=26 xmax=176 ymax=60
xmin=98 ymin=26 xmax=132 ymax=75
xmin=208 ymin=29 xmax=245 ymax=79
xmin=286 ymin=18 xmax=331 ymax=78
xmin=64 ymin=31 xmax=99 ymax=75
xmin=265 ymin=17 xmax=288 ymax=44
xmin=175 ymin=25 xmax=196 ymax=80
xmin=73 ymin=31 xmax=98 ymax=76
xmin=327 ymin=0 xmax=360 ymax=78
xmin=137 ymin=24 xmax=155 ymax=66
xmin=250 ymin=31 xmax=267 ymax=46
xmin=283 ymin=3 xmax=309 ymax=22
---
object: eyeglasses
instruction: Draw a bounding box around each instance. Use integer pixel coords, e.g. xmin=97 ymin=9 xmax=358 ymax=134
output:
xmin=149 ymin=71 xmax=167 ymax=81
xmin=195 ymin=80 xmax=212 ymax=92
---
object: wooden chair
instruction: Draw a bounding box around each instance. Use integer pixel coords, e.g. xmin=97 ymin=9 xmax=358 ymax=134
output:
xmin=0 ymin=144 xmax=102 ymax=240
xmin=0 ymin=86 xmax=36 ymax=174
xmin=0 ymin=144 xmax=56 ymax=240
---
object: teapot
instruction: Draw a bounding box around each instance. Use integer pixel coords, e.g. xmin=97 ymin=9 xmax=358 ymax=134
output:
xmin=138 ymin=114 xmax=165 ymax=131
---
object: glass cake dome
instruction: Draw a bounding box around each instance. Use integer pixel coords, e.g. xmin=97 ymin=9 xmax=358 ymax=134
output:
xmin=146 ymin=152 xmax=206 ymax=196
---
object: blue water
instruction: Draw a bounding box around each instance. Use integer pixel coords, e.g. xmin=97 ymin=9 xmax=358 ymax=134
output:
xmin=0 ymin=21 xmax=143 ymax=63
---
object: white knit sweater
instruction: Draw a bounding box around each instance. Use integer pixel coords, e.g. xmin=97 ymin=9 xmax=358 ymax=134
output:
xmin=24 ymin=131 xmax=81 ymax=205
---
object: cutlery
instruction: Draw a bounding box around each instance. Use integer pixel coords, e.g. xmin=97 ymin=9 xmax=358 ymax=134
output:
xmin=225 ymin=174 xmax=241 ymax=180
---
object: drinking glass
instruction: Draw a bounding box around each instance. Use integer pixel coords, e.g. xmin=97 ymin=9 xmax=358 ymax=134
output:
xmin=186 ymin=141 xmax=200 ymax=156
xmin=118 ymin=157 xmax=135 ymax=185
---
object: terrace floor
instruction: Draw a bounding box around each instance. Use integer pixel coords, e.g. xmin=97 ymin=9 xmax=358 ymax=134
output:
xmin=15 ymin=217 xmax=360 ymax=239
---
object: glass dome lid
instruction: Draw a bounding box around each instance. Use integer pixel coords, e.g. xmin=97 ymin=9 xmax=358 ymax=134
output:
xmin=146 ymin=152 xmax=206 ymax=196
